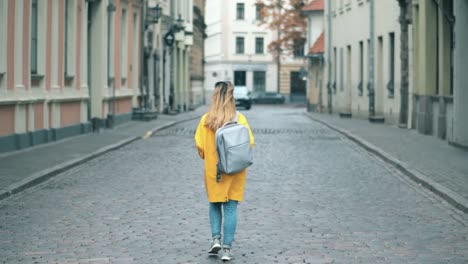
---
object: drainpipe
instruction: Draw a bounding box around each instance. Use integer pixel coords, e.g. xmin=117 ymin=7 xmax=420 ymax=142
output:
xmin=107 ymin=0 xmax=116 ymax=128
xmin=326 ymin=1 xmax=332 ymax=113
xmin=317 ymin=54 xmax=324 ymax=112
xmin=368 ymin=0 xmax=375 ymax=116
xmin=140 ymin=1 xmax=146 ymax=110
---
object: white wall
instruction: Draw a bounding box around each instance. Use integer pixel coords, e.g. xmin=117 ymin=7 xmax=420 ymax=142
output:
xmin=204 ymin=0 xmax=277 ymax=92
xmin=325 ymin=0 xmax=400 ymax=122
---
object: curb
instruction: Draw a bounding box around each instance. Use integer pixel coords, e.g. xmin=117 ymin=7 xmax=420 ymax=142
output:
xmin=0 ymin=115 xmax=202 ymax=201
xmin=304 ymin=112 xmax=468 ymax=214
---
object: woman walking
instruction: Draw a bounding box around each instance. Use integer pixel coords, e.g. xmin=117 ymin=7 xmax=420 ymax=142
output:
xmin=194 ymin=81 xmax=254 ymax=261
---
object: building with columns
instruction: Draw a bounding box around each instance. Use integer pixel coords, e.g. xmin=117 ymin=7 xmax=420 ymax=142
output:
xmin=141 ymin=0 xmax=194 ymax=114
xmin=0 ymin=0 xmax=143 ymax=153
xmin=190 ymin=0 xmax=206 ymax=108
xmin=169 ymin=0 xmax=194 ymax=112
xmin=411 ymin=0 xmax=468 ymax=148
xmin=306 ymin=0 xmax=468 ymax=148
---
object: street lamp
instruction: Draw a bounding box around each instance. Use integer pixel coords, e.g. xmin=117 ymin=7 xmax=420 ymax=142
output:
xmin=162 ymin=14 xmax=185 ymax=112
xmin=175 ymin=14 xmax=185 ymax=32
xmin=146 ymin=4 xmax=162 ymax=27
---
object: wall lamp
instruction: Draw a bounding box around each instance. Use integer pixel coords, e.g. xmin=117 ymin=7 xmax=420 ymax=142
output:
xmin=146 ymin=3 xmax=162 ymax=27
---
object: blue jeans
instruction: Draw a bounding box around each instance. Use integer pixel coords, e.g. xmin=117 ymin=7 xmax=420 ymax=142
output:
xmin=209 ymin=200 xmax=238 ymax=248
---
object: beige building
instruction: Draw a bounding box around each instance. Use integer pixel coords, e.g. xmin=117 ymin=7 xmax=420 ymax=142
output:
xmin=190 ymin=0 xmax=206 ymax=107
xmin=0 ymin=0 xmax=143 ymax=153
xmin=411 ymin=0 xmax=468 ymax=148
xmin=322 ymin=0 xmax=401 ymax=123
xmin=310 ymin=0 xmax=468 ymax=148
xmin=303 ymin=0 xmax=325 ymax=112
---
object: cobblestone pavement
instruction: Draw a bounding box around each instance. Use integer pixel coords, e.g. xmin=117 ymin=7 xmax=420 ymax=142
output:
xmin=1 ymin=105 xmax=467 ymax=264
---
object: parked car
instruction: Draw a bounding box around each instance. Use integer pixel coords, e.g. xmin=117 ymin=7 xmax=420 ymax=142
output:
xmin=233 ymin=86 xmax=252 ymax=110
xmin=251 ymin=91 xmax=285 ymax=104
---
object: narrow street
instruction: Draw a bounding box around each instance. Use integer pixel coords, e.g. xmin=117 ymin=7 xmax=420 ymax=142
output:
xmin=1 ymin=105 xmax=467 ymax=264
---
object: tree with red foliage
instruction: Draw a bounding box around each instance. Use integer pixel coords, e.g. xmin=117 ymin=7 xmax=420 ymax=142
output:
xmin=256 ymin=0 xmax=307 ymax=92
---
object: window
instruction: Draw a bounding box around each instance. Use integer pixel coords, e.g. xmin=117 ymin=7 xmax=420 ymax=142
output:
xmin=31 ymin=0 xmax=38 ymax=74
xmin=293 ymin=38 xmax=305 ymax=57
xmin=347 ymin=45 xmax=352 ymax=93
xmin=367 ymin=38 xmax=370 ymax=95
xmin=255 ymin=37 xmax=264 ymax=54
xmin=388 ymin=32 xmax=395 ymax=97
xmin=236 ymin=3 xmax=245 ymax=20
xmin=0 ymin=0 xmax=6 ymax=76
xmin=121 ymin=8 xmax=128 ymax=80
xmin=234 ymin=71 xmax=246 ymax=86
xmin=109 ymin=9 xmax=115 ymax=79
xmin=333 ymin=47 xmax=337 ymax=93
xmin=253 ymin=71 xmax=266 ymax=91
xmin=64 ymin=0 xmax=75 ymax=78
xmin=358 ymin=41 xmax=363 ymax=96
xmin=340 ymin=47 xmax=344 ymax=91
xmin=255 ymin=4 xmax=261 ymax=21
xmin=236 ymin=37 xmax=244 ymax=54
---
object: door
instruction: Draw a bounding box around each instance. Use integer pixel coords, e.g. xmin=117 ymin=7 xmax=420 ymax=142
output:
xmin=253 ymin=71 xmax=265 ymax=92
xmin=290 ymin=71 xmax=306 ymax=102
xmin=234 ymin=71 xmax=246 ymax=86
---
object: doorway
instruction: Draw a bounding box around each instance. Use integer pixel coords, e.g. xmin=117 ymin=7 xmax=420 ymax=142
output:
xmin=290 ymin=71 xmax=306 ymax=102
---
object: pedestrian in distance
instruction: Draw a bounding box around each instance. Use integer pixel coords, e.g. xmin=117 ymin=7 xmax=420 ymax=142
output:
xmin=194 ymin=81 xmax=255 ymax=261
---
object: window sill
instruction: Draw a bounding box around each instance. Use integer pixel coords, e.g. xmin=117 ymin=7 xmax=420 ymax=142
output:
xmin=31 ymin=74 xmax=45 ymax=80
xmin=65 ymin=75 xmax=74 ymax=81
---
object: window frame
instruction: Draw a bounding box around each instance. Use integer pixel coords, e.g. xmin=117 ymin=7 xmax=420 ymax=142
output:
xmin=236 ymin=3 xmax=245 ymax=20
xmin=255 ymin=37 xmax=264 ymax=54
xmin=234 ymin=70 xmax=246 ymax=86
xmin=31 ymin=0 xmax=39 ymax=75
xmin=358 ymin=41 xmax=364 ymax=96
xmin=64 ymin=0 xmax=76 ymax=79
xmin=236 ymin=36 xmax=245 ymax=54
xmin=253 ymin=71 xmax=266 ymax=92
xmin=121 ymin=6 xmax=128 ymax=81
xmin=293 ymin=38 xmax=305 ymax=58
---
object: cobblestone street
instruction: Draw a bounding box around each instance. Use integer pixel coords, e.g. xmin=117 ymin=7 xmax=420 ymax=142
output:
xmin=1 ymin=105 xmax=467 ymax=264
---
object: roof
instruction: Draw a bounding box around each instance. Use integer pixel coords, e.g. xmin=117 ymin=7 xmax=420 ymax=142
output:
xmin=309 ymin=31 xmax=325 ymax=54
xmin=302 ymin=0 xmax=324 ymax=11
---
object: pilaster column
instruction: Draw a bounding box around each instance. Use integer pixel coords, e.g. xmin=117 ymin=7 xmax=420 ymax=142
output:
xmin=453 ymin=0 xmax=468 ymax=147
xmin=415 ymin=0 xmax=437 ymax=135
xmin=178 ymin=42 xmax=184 ymax=111
xmin=184 ymin=47 xmax=190 ymax=108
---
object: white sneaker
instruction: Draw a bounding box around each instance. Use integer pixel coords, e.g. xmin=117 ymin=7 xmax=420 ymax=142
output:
xmin=221 ymin=248 xmax=234 ymax=261
xmin=208 ymin=238 xmax=221 ymax=254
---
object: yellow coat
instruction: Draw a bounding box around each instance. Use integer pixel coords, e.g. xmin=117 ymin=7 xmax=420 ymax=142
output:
xmin=194 ymin=113 xmax=254 ymax=203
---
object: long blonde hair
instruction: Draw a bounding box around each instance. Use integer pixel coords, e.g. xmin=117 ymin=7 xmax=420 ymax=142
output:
xmin=205 ymin=81 xmax=237 ymax=130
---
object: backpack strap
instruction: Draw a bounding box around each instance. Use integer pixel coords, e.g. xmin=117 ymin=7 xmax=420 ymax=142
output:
xmin=233 ymin=111 xmax=239 ymax=123
xmin=220 ymin=112 xmax=240 ymax=129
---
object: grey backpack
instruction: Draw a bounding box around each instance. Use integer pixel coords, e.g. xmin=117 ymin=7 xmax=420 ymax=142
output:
xmin=215 ymin=112 xmax=253 ymax=182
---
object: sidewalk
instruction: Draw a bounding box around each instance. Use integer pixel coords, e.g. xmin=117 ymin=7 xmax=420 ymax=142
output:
xmin=0 ymin=107 xmax=207 ymax=200
xmin=304 ymin=111 xmax=468 ymax=214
